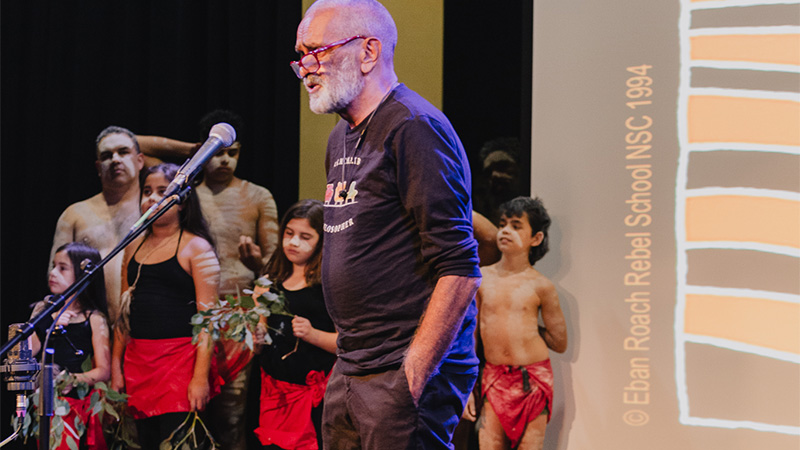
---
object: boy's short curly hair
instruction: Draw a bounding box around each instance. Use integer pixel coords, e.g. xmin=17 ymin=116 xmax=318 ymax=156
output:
xmin=498 ymin=196 xmax=551 ymax=265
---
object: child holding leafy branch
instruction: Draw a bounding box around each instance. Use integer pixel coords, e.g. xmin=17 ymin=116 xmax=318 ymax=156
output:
xmin=254 ymin=199 xmax=338 ymax=450
xmin=29 ymin=242 xmax=111 ymax=449
xmin=111 ymin=163 xmax=221 ymax=449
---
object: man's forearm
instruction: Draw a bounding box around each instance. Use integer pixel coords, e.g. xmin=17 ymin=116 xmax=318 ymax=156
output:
xmin=404 ymin=275 xmax=481 ymax=400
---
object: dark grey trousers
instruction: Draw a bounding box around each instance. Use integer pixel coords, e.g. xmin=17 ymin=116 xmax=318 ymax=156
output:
xmin=322 ymin=361 xmax=478 ymax=450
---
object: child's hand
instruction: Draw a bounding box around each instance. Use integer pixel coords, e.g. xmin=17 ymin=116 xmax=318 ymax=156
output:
xmin=254 ymin=322 xmax=268 ymax=344
xmin=55 ymin=310 xmax=77 ymax=327
xmin=462 ymin=392 xmax=477 ymax=421
xmin=188 ymin=375 xmax=210 ymax=412
xmin=292 ymin=316 xmax=314 ymax=340
xmin=110 ymin=371 xmax=125 ymax=393
xmin=238 ymin=236 xmax=263 ymax=273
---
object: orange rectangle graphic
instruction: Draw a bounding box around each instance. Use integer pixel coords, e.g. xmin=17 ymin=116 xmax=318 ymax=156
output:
xmin=688 ymin=96 xmax=800 ymax=147
xmin=684 ymin=294 xmax=800 ymax=355
xmin=690 ymin=34 xmax=800 ymax=66
xmin=685 ymin=195 xmax=800 ymax=249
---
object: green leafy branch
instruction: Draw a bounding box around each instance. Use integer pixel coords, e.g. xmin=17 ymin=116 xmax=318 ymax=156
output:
xmin=11 ymin=365 xmax=134 ymax=450
xmin=191 ymin=276 xmax=291 ymax=351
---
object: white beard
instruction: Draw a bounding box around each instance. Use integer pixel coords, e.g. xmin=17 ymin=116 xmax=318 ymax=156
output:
xmin=308 ymin=54 xmax=365 ymax=115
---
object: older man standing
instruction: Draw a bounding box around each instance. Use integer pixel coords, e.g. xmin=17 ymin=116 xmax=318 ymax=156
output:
xmin=293 ymin=1 xmax=481 ymax=448
xmin=49 ymin=126 xmax=145 ymax=323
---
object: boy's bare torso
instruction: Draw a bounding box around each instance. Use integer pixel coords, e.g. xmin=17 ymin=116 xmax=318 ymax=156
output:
xmin=478 ymin=264 xmax=555 ymax=366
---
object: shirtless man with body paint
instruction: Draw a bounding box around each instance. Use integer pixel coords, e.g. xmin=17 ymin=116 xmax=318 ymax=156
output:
xmin=192 ymin=110 xmax=279 ymax=450
xmin=48 ymin=126 xmax=146 ymax=323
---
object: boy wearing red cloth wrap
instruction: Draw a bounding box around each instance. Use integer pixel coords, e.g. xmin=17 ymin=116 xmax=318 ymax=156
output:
xmin=463 ymin=197 xmax=567 ymax=450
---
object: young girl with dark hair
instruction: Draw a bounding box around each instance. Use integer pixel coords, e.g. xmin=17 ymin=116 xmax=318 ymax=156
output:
xmin=110 ymin=163 xmax=221 ymax=449
xmin=255 ymin=199 xmax=337 ymax=450
xmin=30 ymin=241 xmax=110 ymax=449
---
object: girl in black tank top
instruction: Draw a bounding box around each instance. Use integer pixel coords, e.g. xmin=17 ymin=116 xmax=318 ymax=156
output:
xmin=29 ymin=242 xmax=110 ymax=448
xmin=127 ymin=230 xmax=197 ymax=339
xmin=30 ymin=241 xmax=110 ymax=388
xmin=111 ymin=163 xmax=220 ymax=450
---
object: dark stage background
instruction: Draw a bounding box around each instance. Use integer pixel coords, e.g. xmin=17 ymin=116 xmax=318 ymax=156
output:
xmin=0 ymin=2 xmax=301 ymax=447
xmin=0 ymin=1 xmax=531 ymax=447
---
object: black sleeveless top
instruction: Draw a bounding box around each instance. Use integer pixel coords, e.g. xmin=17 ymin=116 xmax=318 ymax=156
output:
xmin=34 ymin=312 xmax=94 ymax=374
xmin=260 ymin=283 xmax=337 ymax=385
xmin=127 ymin=231 xmax=197 ymax=339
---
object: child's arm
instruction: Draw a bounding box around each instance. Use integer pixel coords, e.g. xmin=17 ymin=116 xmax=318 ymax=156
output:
xmin=111 ymin=242 xmax=136 ymax=392
xmin=110 ymin=326 xmax=129 ymax=391
xmin=28 ymin=302 xmax=46 ymax=357
xmin=75 ymin=313 xmax=111 ymax=385
xmin=472 ymin=211 xmax=500 ymax=266
xmin=187 ymin=238 xmax=220 ymax=412
xmin=537 ymin=280 xmax=568 ymax=353
xmin=291 ymin=316 xmax=338 ymax=354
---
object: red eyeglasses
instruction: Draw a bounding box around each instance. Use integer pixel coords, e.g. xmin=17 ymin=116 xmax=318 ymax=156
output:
xmin=290 ymin=35 xmax=366 ymax=79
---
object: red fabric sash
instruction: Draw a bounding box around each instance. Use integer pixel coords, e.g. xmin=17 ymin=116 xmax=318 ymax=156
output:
xmin=214 ymin=339 xmax=253 ymax=384
xmin=124 ymin=337 xmax=222 ymax=419
xmin=49 ymin=392 xmax=108 ymax=450
xmin=482 ymin=359 xmax=554 ymax=448
xmin=254 ymin=368 xmax=331 ymax=450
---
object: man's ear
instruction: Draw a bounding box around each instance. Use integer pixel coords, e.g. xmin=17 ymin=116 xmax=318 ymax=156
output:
xmin=360 ymin=37 xmax=382 ymax=74
xmin=135 ymin=152 xmax=145 ymax=170
xmin=95 ymin=159 xmax=102 ymax=177
xmin=531 ymin=231 xmax=544 ymax=247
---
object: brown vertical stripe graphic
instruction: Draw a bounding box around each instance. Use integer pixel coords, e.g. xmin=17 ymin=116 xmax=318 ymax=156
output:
xmin=685 ymin=343 xmax=800 ymax=427
xmin=686 ymin=151 xmax=800 ymax=192
xmin=687 ymin=249 xmax=800 ymax=295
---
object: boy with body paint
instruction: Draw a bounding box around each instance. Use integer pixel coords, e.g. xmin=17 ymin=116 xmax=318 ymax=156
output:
xmin=463 ymin=196 xmax=567 ymax=450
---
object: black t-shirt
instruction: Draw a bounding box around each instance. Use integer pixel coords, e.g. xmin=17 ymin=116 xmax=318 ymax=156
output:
xmin=259 ymin=283 xmax=336 ymax=385
xmin=322 ymin=84 xmax=481 ymax=375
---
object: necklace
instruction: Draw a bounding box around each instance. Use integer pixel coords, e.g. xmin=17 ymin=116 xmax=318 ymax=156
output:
xmin=117 ymin=230 xmax=181 ymax=334
xmin=338 ymin=83 xmax=398 ymax=200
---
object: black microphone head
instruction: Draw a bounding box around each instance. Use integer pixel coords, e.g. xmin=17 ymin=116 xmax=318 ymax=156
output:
xmin=209 ymin=122 xmax=236 ymax=147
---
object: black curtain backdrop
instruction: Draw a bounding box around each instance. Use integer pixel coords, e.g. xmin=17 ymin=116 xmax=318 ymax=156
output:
xmin=0 ymin=1 xmax=300 ymax=445
xmin=443 ymin=0 xmax=533 ymax=200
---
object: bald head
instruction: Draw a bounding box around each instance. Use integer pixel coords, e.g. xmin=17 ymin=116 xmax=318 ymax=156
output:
xmin=302 ymin=0 xmax=397 ymax=64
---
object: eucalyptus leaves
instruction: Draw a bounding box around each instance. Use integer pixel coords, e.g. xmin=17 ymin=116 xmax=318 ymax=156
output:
xmin=12 ymin=368 xmax=134 ymax=450
xmin=190 ymin=276 xmax=291 ymax=351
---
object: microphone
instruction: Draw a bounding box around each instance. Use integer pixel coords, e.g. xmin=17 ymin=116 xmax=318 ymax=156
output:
xmin=165 ymin=122 xmax=237 ymax=197
xmin=128 ymin=123 xmax=236 ymax=234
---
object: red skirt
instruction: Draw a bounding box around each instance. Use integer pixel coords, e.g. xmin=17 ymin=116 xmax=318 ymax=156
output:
xmin=254 ymin=368 xmax=331 ymax=450
xmin=124 ymin=337 xmax=221 ymax=419
xmin=482 ymin=359 xmax=554 ymax=448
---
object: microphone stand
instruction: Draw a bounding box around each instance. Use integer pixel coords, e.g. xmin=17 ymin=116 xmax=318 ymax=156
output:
xmin=0 ymin=183 xmax=196 ymax=447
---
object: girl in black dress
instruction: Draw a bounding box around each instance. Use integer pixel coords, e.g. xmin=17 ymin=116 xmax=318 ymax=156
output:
xmin=255 ymin=199 xmax=337 ymax=450
xmin=30 ymin=241 xmax=110 ymax=449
